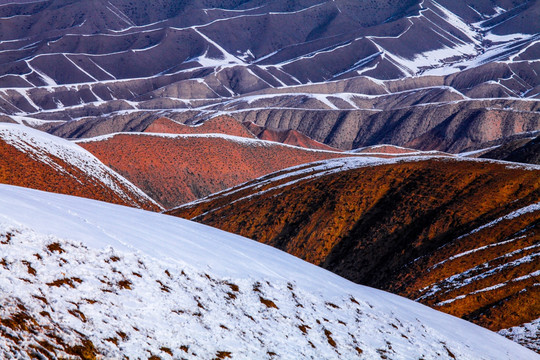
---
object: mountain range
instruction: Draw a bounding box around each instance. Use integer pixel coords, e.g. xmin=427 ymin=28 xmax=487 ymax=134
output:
xmin=0 ymin=0 xmax=538 ymax=152
xmin=0 ymin=0 xmax=539 ymax=358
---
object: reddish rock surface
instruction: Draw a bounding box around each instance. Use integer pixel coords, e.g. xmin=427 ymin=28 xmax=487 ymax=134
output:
xmin=243 ymin=121 xmax=341 ymax=151
xmin=79 ymin=133 xmax=353 ymax=208
xmin=144 ymin=116 xmax=256 ymax=139
xmin=0 ymin=135 xmax=159 ymax=211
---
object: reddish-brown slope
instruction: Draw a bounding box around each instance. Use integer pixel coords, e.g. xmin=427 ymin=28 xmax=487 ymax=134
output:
xmin=0 ymin=139 xmax=159 ymax=211
xmin=169 ymin=158 xmax=540 ymax=345
xmin=243 ymin=121 xmax=340 ymax=151
xmin=351 ymin=144 xmax=447 ymax=155
xmin=79 ymin=133 xmax=352 ymax=208
xmin=144 ymin=116 xmax=256 ymax=138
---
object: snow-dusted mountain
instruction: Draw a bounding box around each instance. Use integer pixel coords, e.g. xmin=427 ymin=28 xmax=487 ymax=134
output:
xmin=0 ymin=183 xmax=537 ymax=359
xmin=0 ymin=0 xmax=538 ymax=152
xmin=0 ymin=122 xmax=160 ymax=210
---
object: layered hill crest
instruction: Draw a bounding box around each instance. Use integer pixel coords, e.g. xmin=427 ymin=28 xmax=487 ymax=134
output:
xmin=143 ymin=115 xmax=256 ymax=138
xmin=0 ymin=0 xmax=537 ymax=153
xmin=0 ymin=123 xmax=160 ymax=210
xmin=242 ymin=121 xmax=340 ymax=151
xmin=169 ymin=156 xmax=540 ymax=351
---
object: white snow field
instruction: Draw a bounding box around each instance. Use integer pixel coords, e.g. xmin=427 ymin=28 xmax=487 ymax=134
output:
xmin=0 ymin=184 xmax=537 ymax=359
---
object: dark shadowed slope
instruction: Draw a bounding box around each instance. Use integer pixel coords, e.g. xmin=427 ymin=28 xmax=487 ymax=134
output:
xmin=480 ymin=135 xmax=540 ymax=165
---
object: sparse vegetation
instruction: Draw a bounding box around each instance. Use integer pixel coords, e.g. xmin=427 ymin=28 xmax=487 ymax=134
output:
xmin=259 ymin=296 xmax=278 ymax=309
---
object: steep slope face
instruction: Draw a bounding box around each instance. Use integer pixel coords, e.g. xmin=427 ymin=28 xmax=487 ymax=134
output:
xmin=77 ymin=132 xmax=352 ymax=208
xmin=480 ymin=135 xmax=540 ymax=165
xmin=144 ymin=116 xmax=256 ymax=138
xmin=0 ymin=123 xmax=160 ymax=210
xmin=229 ymin=94 xmax=540 ymax=153
xmin=169 ymin=157 xmax=540 ymax=349
xmin=0 ymin=184 xmax=537 ymax=359
xmin=243 ymin=121 xmax=340 ymax=151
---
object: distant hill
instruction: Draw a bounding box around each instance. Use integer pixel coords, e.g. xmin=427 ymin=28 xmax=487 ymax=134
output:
xmin=77 ymin=131 xmax=353 ymax=208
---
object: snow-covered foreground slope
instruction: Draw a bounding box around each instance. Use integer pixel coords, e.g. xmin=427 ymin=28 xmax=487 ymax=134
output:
xmin=0 ymin=185 xmax=537 ymax=359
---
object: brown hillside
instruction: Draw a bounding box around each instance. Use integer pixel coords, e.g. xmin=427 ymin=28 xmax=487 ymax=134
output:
xmin=144 ymin=116 xmax=256 ymax=139
xmin=0 ymin=132 xmax=159 ymax=211
xmin=78 ymin=133 xmax=352 ymax=208
xmin=169 ymin=157 xmax=540 ymax=344
xmin=480 ymin=135 xmax=540 ymax=165
xmin=351 ymin=144 xmax=445 ymax=155
xmin=243 ymin=121 xmax=340 ymax=151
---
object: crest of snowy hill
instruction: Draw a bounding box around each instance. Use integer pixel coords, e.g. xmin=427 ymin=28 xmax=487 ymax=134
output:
xmin=0 ymin=185 xmax=537 ymax=359
xmin=0 ymin=123 xmax=161 ymax=210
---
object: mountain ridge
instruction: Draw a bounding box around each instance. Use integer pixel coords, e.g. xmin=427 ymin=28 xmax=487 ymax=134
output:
xmin=0 ymin=0 xmax=537 ymax=152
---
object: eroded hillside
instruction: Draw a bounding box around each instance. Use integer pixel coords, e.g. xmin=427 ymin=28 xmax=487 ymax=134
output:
xmin=169 ymin=157 xmax=540 ymax=350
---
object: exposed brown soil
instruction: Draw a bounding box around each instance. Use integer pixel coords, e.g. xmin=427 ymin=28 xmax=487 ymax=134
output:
xmin=144 ymin=116 xmax=256 ymax=139
xmin=0 ymin=304 xmax=98 ymax=359
xmin=0 ymin=139 xmax=159 ymax=211
xmin=243 ymin=121 xmax=341 ymax=151
xmin=353 ymin=145 xmax=435 ymax=155
xmin=79 ymin=133 xmax=352 ymax=208
xmin=169 ymin=158 xmax=540 ymax=333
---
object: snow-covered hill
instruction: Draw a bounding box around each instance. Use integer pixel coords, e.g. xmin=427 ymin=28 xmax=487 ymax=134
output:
xmin=0 ymin=123 xmax=160 ymax=210
xmin=0 ymin=184 xmax=537 ymax=359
